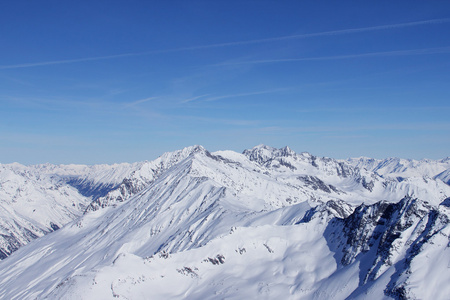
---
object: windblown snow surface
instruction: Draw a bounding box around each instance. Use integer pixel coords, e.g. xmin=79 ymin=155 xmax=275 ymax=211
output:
xmin=0 ymin=145 xmax=449 ymax=299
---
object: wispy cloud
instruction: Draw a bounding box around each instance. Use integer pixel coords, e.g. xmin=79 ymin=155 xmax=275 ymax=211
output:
xmin=214 ymin=46 xmax=450 ymax=66
xmin=0 ymin=18 xmax=448 ymax=70
xmin=124 ymin=97 xmax=158 ymax=107
xmin=180 ymin=94 xmax=210 ymax=104
xmin=296 ymin=105 xmax=450 ymax=114
xmin=0 ymin=53 xmax=148 ymax=70
xmin=159 ymin=18 xmax=450 ymax=51
xmin=265 ymin=18 xmax=450 ymax=40
xmin=204 ymin=88 xmax=287 ymax=102
xmin=3 ymin=95 xmax=104 ymax=110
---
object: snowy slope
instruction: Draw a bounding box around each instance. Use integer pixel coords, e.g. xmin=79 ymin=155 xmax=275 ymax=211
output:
xmin=0 ymin=146 xmax=210 ymax=260
xmin=0 ymin=148 xmax=312 ymax=298
xmin=435 ymin=168 xmax=450 ymax=185
xmin=347 ymin=156 xmax=450 ymax=180
xmin=242 ymin=145 xmax=450 ymax=206
xmin=0 ymin=145 xmax=449 ymax=299
xmin=0 ymin=160 xmax=149 ymax=259
xmin=0 ymin=163 xmax=91 ymax=259
xmin=86 ymin=145 xmax=211 ymax=211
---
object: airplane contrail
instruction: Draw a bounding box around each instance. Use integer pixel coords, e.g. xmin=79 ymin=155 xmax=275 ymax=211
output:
xmin=214 ymin=46 xmax=450 ymax=66
xmin=1 ymin=18 xmax=448 ymax=70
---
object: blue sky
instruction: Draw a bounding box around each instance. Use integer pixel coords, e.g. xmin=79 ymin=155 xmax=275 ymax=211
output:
xmin=1 ymin=1 xmax=450 ymax=164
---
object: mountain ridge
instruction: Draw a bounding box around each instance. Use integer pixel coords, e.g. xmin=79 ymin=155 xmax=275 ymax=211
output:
xmin=0 ymin=145 xmax=449 ymax=299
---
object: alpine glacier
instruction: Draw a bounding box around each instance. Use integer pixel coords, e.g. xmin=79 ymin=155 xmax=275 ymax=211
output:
xmin=0 ymin=145 xmax=449 ymax=299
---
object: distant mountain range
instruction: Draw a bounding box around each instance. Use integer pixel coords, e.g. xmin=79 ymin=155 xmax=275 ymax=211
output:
xmin=0 ymin=145 xmax=449 ymax=299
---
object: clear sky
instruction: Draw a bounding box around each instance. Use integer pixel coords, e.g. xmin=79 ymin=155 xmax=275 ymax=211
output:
xmin=1 ymin=1 xmax=450 ymax=164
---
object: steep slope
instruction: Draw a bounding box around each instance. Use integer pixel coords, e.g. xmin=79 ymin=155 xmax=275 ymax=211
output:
xmin=43 ymin=198 xmax=449 ymax=300
xmin=435 ymin=168 xmax=450 ymax=185
xmin=0 ymin=145 xmax=449 ymax=299
xmin=60 ymin=162 xmax=137 ymax=199
xmin=0 ymin=163 xmax=90 ymax=259
xmin=0 ymin=146 xmax=211 ymax=260
xmin=85 ymin=145 xmax=210 ymax=211
xmin=322 ymin=196 xmax=450 ymax=299
xmin=0 ymin=148 xmax=314 ymax=299
xmin=0 ymin=161 xmax=147 ymax=260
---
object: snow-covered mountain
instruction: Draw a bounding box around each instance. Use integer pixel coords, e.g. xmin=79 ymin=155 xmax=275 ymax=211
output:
xmin=0 ymin=163 xmax=90 ymax=259
xmin=85 ymin=145 xmax=208 ymax=212
xmin=0 ymin=146 xmax=207 ymax=260
xmin=0 ymin=145 xmax=449 ymax=299
xmin=347 ymin=156 xmax=450 ymax=180
xmin=435 ymin=168 xmax=450 ymax=185
xmin=0 ymin=160 xmax=153 ymax=259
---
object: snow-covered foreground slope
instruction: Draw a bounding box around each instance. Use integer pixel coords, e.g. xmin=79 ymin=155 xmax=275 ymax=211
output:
xmin=0 ymin=145 xmax=449 ymax=299
xmin=52 ymin=199 xmax=450 ymax=300
xmin=0 ymin=146 xmax=207 ymax=260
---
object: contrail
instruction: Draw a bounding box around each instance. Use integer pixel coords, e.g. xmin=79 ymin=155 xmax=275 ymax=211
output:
xmin=180 ymin=94 xmax=210 ymax=104
xmin=215 ymin=47 xmax=450 ymax=66
xmin=1 ymin=18 xmax=448 ymax=70
xmin=124 ymin=97 xmax=159 ymax=107
xmin=205 ymin=90 xmax=281 ymax=102
xmin=0 ymin=52 xmax=154 ymax=70
xmin=180 ymin=18 xmax=450 ymax=50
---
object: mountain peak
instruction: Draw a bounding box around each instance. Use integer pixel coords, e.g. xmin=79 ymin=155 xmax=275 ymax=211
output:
xmin=280 ymin=146 xmax=296 ymax=156
xmin=1 ymin=145 xmax=450 ymax=299
xmin=252 ymin=144 xmax=276 ymax=151
xmin=242 ymin=145 xmax=301 ymax=168
xmin=158 ymin=145 xmax=208 ymax=163
xmin=173 ymin=145 xmax=206 ymax=155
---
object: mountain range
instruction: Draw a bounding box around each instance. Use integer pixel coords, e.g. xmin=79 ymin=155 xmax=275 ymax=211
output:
xmin=0 ymin=145 xmax=449 ymax=299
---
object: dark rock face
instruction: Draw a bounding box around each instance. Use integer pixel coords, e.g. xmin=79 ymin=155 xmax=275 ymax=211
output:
xmin=84 ymin=178 xmax=145 ymax=212
xmin=297 ymin=175 xmax=340 ymax=194
xmin=0 ymin=221 xmax=57 ymax=260
xmin=242 ymin=145 xmax=301 ymax=168
xmin=360 ymin=177 xmax=375 ymax=192
xmin=242 ymin=146 xmax=377 ymax=194
xmin=0 ymin=234 xmax=22 ymax=260
xmin=336 ymin=162 xmax=351 ymax=178
xmin=321 ymin=196 xmax=449 ymax=298
xmin=297 ymin=199 xmax=354 ymax=223
xmin=49 ymin=222 xmax=60 ymax=231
